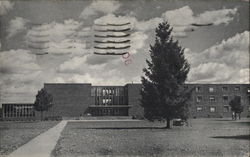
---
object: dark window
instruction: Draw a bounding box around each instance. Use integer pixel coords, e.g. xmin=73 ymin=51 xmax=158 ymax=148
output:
xmin=223 ymin=106 xmax=230 ymax=112
xmin=222 ymin=86 xmax=228 ymax=91
xmin=223 ymin=95 xmax=228 ymax=102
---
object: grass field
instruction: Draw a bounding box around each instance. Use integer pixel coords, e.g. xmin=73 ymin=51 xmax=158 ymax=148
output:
xmin=0 ymin=121 xmax=59 ymax=156
xmin=52 ymin=119 xmax=249 ymax=157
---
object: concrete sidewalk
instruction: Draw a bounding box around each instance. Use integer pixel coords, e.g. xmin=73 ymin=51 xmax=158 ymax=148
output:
xmin=7 ymin=120 xmax=67 ymax=157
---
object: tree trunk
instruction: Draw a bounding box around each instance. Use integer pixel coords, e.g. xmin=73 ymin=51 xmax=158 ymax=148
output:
xmin=166 ymin=118 xmax=171 ymax=129
xmin=40 ymin=111 xmax=43 ymax=121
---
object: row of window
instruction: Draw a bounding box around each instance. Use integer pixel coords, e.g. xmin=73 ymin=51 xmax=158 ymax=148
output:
xmin=197 ymin=106 xmax=250 ymax=113
xmin=195 ymin=95 xmax=244 ymax=103
xmin=3 ymin=105 xmax=35 ymax=118
xmin=196 ymin=106 xmax=230 ymax=113
xmin=194 ymin=86 xmax=242 ymax=93
xmin=91 ymin=87 xmax=124 ymax=96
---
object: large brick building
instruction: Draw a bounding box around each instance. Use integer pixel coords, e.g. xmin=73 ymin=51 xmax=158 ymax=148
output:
xmin=1 ymin=83 xmax=250 ymax=120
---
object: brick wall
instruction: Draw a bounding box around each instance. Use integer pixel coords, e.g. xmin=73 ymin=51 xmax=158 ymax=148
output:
xmin=186 ymin=84 xmax=250 ymax=118
xmin=43 ymin=83 xmax=94 ymax=118
xmin=126 ymin=84 xmax=144 ymax=117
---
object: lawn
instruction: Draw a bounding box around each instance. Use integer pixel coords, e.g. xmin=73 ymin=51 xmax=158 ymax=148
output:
xmin=52 ymin=119 xmax=249 ymax=157
xmin=0 ymin=121 xmax=59 ymax=156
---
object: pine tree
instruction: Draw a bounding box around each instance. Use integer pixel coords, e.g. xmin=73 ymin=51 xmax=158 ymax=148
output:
xmin=141 ymin=21 xmax=192 ymax=128
xmin=34 ymin=88 xmax=53 ymax=120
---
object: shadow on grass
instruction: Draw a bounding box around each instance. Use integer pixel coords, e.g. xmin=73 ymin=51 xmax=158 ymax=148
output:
xmin=75 ymin=127 xmax=168 ymax=130
xmin=211 ymin=135 xmax=250 ymax=140
xmin=213 ymin=119 xmax=234 ymax=121
xmin=232 ymin=122 xmax=250 ymax=126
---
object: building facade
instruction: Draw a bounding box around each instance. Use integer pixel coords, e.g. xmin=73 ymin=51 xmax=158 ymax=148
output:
xmin=1 ymin=83 xmax=250 ymax=120
xmin=1 ymin=103 xmax=35 ymax=120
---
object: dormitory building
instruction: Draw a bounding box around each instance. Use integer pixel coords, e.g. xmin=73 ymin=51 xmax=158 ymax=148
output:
xmin=1 ymin=83 xmax=250 ymax=120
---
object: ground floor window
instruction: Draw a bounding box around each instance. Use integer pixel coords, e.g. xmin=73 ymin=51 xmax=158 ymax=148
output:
xmin=210 ymin=107 xmax=216 ymax=112
xmin=223 ymin=106 xmax=230 ymax=112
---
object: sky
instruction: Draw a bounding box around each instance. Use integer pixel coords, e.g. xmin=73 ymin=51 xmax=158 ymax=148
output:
xmin=0 ymin=0 xmax=249 ymax=104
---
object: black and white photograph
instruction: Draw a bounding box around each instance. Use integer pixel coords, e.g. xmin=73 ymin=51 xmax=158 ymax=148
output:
xmin=0 ymin=0 xmax=249 ymax=157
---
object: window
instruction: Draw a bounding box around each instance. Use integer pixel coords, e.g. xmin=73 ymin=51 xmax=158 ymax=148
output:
xmin=209 ymin=87 xmax=215 ymax=92
xmin=196 ymin=86 xmax=202 ymax=92
xmin=210 ymin=107 xmax=216 ymax=112
xmin=197 ymin=107 xmax=202 ymax=112
xmin=234 ymin=87 xmax=240 ymax=91
xmin=209 ymin=96 xmax=216 ymax=102
xmin=222 ymin=95 xmax=228 ymax=102
xmin=196 ymin=96 xmax=202 ymax=102
xmin=223 ymin=106 xmax=230 ymax=112
xmin=222 ymin=86 xmax=228 ymax=92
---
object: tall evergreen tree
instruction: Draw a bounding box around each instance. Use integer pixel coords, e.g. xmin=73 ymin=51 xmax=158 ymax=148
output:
xmin=141 ymin=21 xmax=192 ymax=128
xmin=34 ymin=88 xmax=53 ymax=120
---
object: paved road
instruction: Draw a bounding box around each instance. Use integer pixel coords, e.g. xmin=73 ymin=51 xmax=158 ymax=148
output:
xmin=7 ymin=120 xmax=67 ymax=157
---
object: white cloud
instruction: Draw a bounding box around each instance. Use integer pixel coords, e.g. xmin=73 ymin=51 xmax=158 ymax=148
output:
xmin=57 ymin=56 xmax=87 ymax=72
xmin=162 ymin=6 xmax=195 ymax=26
xmin=135 ymin=6 xmax=238 ymax=37
xmin=187 ymin=31 xmax=249 ymax=83
xmin=7 ymin=17 xmax=29 ymax=38
xmin=136 ymin=17 xmax=163 ymax=31
xmin=65 ymin=72 xmax=126 ymax=85
xmin=195 ymin=8 xmax=237 ymax=25
xmin=79 ymin=0 xmax=121 ymax=19
xmin=0 ymin=1 xmax=13 ymax=15
xmin=0 ymin=49 xmax=42 ymax=104
xmin=0 ymin=49 xmax=40 ymax=74
xmin=57 ymin=55 xmax=106 ymax=73
xmin=162 ymin=6 xmax=237 ymax=26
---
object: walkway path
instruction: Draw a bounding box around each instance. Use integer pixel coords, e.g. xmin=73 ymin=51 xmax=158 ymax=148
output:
xmin=7 ymin=120 xmax=67 ymax=157
xmin=7 ymin=119 xmax=139 ymax=157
